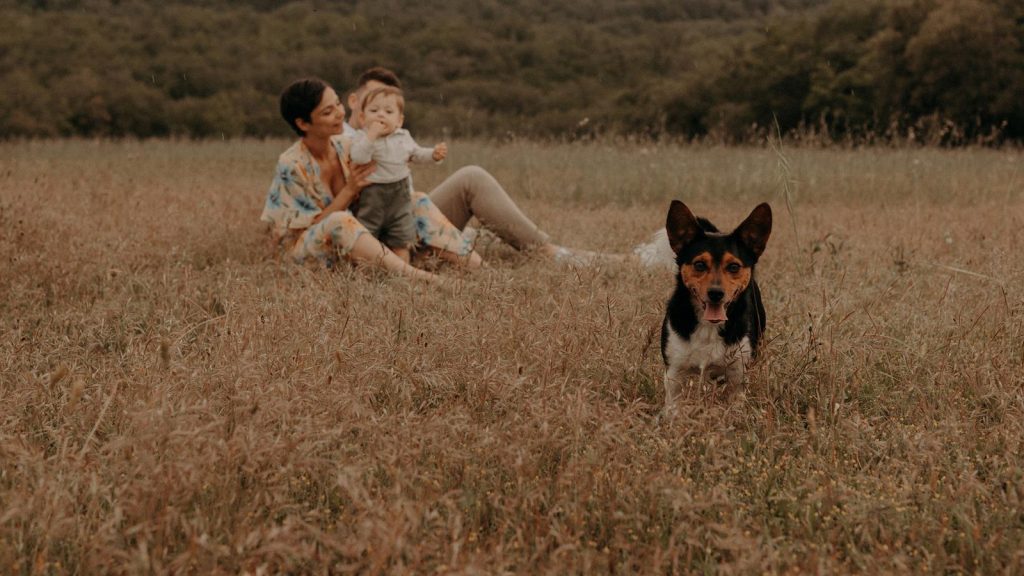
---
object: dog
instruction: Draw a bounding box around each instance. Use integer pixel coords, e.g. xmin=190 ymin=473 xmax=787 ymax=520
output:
xmin=660 ymin=201 xmax=772 ymax=413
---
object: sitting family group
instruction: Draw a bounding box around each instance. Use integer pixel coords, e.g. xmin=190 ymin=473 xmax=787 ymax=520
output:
xmin=261 ymin=67 xmax=615 ymax=283
xmin=262 ymin=69 xmax=775 ymax=409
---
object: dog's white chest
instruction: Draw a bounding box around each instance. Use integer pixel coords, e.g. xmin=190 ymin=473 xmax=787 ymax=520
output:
xmin=664 ymin=324 xmax=750 ymax=374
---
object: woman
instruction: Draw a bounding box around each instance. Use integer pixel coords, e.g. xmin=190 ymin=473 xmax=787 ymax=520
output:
xmin=261 ymin=77 xmax=481 ymax=282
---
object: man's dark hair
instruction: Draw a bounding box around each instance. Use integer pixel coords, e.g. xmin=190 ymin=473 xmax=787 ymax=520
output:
xmin=280 ymin=77 xmax=330 ymax=136
xmin=356 ymin=67 xmax=401 ymax=90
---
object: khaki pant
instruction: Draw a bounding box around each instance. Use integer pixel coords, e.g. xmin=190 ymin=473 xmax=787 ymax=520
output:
xmin=427 ymin=166 xmax=550 ymax=251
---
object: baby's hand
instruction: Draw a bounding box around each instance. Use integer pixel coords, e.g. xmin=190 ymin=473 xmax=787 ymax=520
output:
xmin=366 ymin=120 xmax=390 ymax=140
xmin=432 ymin=142 xmax=448 ymax=162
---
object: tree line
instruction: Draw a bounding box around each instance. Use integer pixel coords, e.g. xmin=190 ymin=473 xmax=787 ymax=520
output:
xmin=1 ymin=0 xmax=1021 ymax=144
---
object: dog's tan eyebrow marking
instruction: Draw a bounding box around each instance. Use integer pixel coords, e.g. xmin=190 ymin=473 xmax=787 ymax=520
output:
xmin=681 ymin=251 xmax=713 ymax=285
xmin=722 ymin=252 xmax=745 ymax=268
xmin=720 ymin=251 xmax=752 ymax=296
xmin=689 ymin=251 xmax=712 ymax=266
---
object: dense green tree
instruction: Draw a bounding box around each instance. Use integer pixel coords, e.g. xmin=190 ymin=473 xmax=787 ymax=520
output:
xmin=0 ymin=69 xmax=58 ymax=136
xmin=903 ymin=0 xmax=1020 ymax=139
xmin=0 ymin=0 xmax=1021 ymax=142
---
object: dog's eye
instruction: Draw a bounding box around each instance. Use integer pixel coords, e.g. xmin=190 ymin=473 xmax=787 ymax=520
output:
xmin=726 ymin=263 xmax=741 ymax=274
xmin=692 ymin=261 xmax=708 ymax=272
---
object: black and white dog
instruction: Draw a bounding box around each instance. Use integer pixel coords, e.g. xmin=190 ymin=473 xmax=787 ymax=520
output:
xmin=660 ymin=201 xmax=772 ymax=412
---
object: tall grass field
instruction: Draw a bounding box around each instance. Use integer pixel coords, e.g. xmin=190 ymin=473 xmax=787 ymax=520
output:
xmin=1 ymin=139 xmax=1022 ymax=573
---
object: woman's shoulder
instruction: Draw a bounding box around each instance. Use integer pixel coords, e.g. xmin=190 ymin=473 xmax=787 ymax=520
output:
xmin=277 ymin=140 xmax=308 ymax=166
xmin=331 ymin=135 xmax=353 ymax=179
xmin=330 ymin=134 xmax=351 ymax=156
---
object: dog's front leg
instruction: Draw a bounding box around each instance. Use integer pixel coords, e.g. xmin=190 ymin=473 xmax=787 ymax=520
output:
xmin=722 ymin=343 xmax=749 ymax=397
xmin=723 ymin=359 xmax=745 ymax=389
xmin=662 ymin=363 xmax=684 ymax=418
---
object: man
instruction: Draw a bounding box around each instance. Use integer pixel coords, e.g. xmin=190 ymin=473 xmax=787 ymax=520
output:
xmin=345 ymin=66 xmax=400 ymax=136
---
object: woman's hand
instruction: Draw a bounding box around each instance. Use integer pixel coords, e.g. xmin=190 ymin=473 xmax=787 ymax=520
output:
xmin=348 ymin=160 xmax=376 ymax=191
xmin=333 ymin=160 xmax=376 ymax=208
xmin=312 ymin=160 xmax=376 ymax=225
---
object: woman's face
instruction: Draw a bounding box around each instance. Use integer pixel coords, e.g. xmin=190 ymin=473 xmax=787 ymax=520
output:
xmin=300 ymin=87 xmax=346 ymax=138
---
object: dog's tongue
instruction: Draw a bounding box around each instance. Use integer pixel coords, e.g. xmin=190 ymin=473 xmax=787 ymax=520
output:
xmin=704 ymin=303 xmax=727 ymax=324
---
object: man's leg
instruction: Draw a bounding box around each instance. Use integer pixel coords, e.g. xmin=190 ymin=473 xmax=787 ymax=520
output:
xmin=427 ymin=165 xmax=551 ymax=251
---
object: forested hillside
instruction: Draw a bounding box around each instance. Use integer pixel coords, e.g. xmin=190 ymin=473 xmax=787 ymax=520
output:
xmin=2 ymin=0 xmax=1022 ymax=142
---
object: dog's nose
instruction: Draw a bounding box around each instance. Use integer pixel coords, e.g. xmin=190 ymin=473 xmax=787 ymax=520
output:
xmin=707 ymin=287 xmax=725 ymax=303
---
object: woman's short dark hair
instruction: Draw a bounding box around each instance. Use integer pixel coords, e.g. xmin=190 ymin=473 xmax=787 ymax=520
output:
xmin=280 ymin=77 xmax=330 ymax=136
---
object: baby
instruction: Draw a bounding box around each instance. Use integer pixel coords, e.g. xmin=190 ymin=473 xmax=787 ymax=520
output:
xmin=349 ymin=86 xmax=447 ymax=257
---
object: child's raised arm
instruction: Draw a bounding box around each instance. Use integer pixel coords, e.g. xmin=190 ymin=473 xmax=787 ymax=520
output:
xmin=409 ymin=138 xmax=444 ymax=164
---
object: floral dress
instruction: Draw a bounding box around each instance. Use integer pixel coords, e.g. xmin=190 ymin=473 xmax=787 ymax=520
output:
xmin=261 ymin=136 xmax=472 ymax=265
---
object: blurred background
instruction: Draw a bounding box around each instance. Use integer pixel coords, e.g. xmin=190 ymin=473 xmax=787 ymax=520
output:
xmin=2 ymin=0 xmax=1022 ymax=144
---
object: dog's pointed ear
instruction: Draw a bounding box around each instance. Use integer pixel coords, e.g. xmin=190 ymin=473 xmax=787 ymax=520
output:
xmin=733 ymin=202 xmax=772 ymax=259
xmin=666 ymin=200 xmax=702 ymax=256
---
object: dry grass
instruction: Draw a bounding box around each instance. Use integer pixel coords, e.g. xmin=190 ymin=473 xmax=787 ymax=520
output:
xmin=1 ymin=139 xmax=1023 ymax=574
